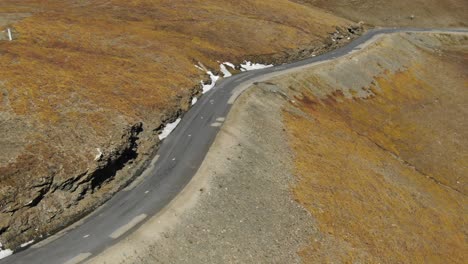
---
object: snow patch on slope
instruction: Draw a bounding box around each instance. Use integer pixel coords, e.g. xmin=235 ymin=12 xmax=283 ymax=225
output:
xmin=94 ymin=148 xmax=103 ymax=161
xmin=240 ymin=61 xmax=273 ymax=71
xmin=0 ymin=249 xmax=12 ymax=260
xmin=194 ymin=65 xmax=204 ymax=72
xmin=223 ymin=62 xmax=235 ymax=69
xmin=0 ymin=242 xmax=12 ymax=260
xmin=158 ymin=118 xmax=182 ymax=140
xmin=202 ymin=71 xmax=220 ymax=94
xmin=20 ymin=240 xmax=34 ymax=248
xmin=191 ymin=60 xmax=273 ymax=106
xmin=220 ymin=64 xmax=232 ymax=78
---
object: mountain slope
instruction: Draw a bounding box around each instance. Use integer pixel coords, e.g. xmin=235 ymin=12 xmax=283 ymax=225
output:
xmin=295 ymin=0 xmax=468 ymax=27
xmin=0 ymin=0 xmax=359 ymax=249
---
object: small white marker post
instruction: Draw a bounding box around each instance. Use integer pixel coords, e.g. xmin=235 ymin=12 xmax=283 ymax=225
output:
xmin=7 ymin=28 xmax=12 ymax=41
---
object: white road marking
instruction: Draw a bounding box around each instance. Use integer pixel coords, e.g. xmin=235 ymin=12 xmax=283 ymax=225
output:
xmin=211 ymin=122 xmax=222 ymax=127
xmin=64 ymin=253 xmax=92 ymax=264
xmin=216 ymin=117 xmax=225 ymax=122
xmin=110 ymin=214 xmax=147 ymax=239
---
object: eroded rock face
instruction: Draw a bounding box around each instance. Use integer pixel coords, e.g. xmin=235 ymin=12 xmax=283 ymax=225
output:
xmin=0 ymin=120 xmax=148 ymax=247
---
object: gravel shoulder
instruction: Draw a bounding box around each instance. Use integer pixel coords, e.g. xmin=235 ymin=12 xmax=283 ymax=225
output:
xmin=88 ymin=84 xmax=314 ymax=263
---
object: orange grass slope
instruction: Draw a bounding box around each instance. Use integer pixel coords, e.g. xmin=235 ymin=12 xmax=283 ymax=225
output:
xmin=295 ymin=0 xmax=468 ymax=27
xmin=0 ymin=0 xmax=353 ymax=127
xmin=281 ymin=33 xmax=467 ymax=263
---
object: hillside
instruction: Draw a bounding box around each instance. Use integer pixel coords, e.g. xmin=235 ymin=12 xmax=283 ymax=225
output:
xmin=296 ymin=0 xmax=468 ymax=27
xmin=0 ymin=0 xmax=360 ymax=249
xmin=281 ymin=32 xmax=467 ymax=263
xmin=88 ymin=31 xmax=467 ymax=263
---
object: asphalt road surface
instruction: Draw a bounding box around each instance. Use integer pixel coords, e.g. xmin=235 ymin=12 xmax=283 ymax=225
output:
xmin=2 ymin=27 xmax=467 ymax=264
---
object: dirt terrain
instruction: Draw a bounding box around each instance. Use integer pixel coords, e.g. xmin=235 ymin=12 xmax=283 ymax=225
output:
xmin=88 ymin=32 xmax=467 ymax=263
xmin=0 ymin=0 xmax=360 ymax=248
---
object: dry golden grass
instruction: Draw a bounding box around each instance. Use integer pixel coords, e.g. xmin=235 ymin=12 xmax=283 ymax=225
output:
xmin=295 ymin=0 xmax=468 ymax=27
xmin=0 ymin=0 xmax=352 ymax=177
xmin=282 ymin=36 xmax=467 ymax=263
xmin=0 ymin=0 xmax=351 ymax=128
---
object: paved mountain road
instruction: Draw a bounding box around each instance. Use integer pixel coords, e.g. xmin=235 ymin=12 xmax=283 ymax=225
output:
xmin=2 ymin=27 xmax=467 ymax=264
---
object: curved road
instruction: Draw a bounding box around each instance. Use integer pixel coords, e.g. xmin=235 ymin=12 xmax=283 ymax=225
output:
xmin=2 ymin=27 xmax=467 ymax=264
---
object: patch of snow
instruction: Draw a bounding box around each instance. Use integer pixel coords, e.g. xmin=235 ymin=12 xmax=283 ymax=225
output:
xmin=20 ymin=240 xmax=34 ymax=248
xmin=7 ymin=28 xmax=12 ymax=41
xmin=219 ymin=64 xmax=232 ymax=78
xmin=191 ymin=97 xmax=198 ymax=105
xmin=223 ymin=62 xmax=235 ymax=69
xmin=94 ymin=148 xmax=103 ymax=161
xmin=0 ymin=249 xmax=12 ymax=260
xmin=194 ymin=65 xmax=204 ymax=72
xmin=201 ymin=71 xmax=220 ymax=94
xmin=158 ymin=118 xmax=181 ymax=140
xmin=240 ymin=61 xmax=273 ymax=71
xmin=0 ymin=243 xmax=12 ymax=260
